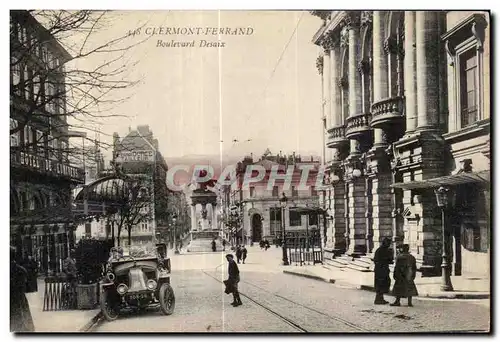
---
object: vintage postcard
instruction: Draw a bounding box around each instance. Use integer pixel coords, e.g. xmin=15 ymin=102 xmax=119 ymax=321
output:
xmin=9 ymin=9 xmax=491 ymax=333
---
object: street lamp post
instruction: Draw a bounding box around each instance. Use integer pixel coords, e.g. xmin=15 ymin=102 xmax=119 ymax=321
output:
xmin=434 ymin=186 xmax=454 ymax=292
xmin=173 ymin=214 xmax=179 ymax=254
xmin=280 ymin=192 xmax=289 ymax=266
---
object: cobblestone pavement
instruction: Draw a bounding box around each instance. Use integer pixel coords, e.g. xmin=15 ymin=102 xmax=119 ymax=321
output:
xmin=94 ymin=247 xmax=490 ymax=333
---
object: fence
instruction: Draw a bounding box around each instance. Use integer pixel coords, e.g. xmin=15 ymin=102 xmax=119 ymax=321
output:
xmin=288 ymin=249 xmax=323 ymax=266
xmin=43 ymin=276 xmax=77 ymax=311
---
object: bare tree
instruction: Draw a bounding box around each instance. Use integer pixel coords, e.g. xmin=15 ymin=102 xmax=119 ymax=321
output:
xmin=113 ymin=176 xmax=154 ymax=246
xmin=10 ymin=10 xmax=151 ymax=165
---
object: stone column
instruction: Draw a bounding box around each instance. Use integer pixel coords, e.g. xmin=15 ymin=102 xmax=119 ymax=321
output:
xmin=347 ymin=177 xmax=366 ymax=255
xmin=372 ymin=11 xmax=389 ymax=148
xmin=404 ymin=11 xmax=417 ymax=133
xmin=348 ymin=17 xmax=363 ymax=126
xmin=369 ymin=169 xmax=393 ymax=250
xmin=212 ymin=203 xmax=218 ymax=230
xmin=323 ymin=50 xmax=331 ymax=129
xmin=329 ymin=41 xmax=340 ymax=127
xmin=372 ymin=11 xmax=388 ymax=102
xmin=191 ymin=204 xmax=197 ymax=231
xmin=416 ymin=11 xmax=441 ymax=130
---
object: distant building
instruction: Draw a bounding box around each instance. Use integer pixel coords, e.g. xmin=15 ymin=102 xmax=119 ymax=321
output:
xmin=223 ymin=150 xmax=321 ymax=245
xmin=112 ymin=125 xmax=169 ymax=247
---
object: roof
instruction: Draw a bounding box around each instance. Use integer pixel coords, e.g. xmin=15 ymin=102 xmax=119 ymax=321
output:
xmin=391 ymin=170 xmax=490 ymax=190
xmin=73 ymin=175 xmax=129 ymax=203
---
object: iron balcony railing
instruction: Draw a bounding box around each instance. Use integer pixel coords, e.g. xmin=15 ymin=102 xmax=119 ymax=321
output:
xmin=11 ymin=149 xmax=85 ymax=183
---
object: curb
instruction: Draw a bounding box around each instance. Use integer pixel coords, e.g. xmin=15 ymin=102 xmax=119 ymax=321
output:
xmin=79 ymin=311 xmax=103 ymax=332
xmin=283 ymin=270 xmax=490 ymax=300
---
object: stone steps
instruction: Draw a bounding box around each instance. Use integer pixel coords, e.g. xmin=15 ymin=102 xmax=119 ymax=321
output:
xmin=186 ymin=238 xmax=224 ymax=253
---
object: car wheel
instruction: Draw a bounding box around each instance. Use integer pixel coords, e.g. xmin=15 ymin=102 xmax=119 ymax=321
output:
xmin=159 ymin=283 xmax=175 ymax=315
xmin=100 ymin=289 xmax=119 ymax=321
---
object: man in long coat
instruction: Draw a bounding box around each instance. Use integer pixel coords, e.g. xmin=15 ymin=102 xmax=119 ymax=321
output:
xmin=391 ymin=244 xmax=418 ymax=307
xmin=373 ymin=237 xmax=393 ymax=304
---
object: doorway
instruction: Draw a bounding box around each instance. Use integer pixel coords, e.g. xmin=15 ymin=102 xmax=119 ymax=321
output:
xmin=252 ymin=214 xmax=262 ymax=242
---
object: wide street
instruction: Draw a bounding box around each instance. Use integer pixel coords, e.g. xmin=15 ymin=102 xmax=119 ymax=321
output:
xmin=95 ymin=246 xmax=490 ymax=333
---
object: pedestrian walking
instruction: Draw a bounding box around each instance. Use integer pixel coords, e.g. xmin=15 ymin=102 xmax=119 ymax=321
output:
xmin=391 ymin=244 xmax=418 ymax=307
xmin=241 ymin=246 xmax=248 ymax=264
xmin=235 ymin=245 xmax=242 ymax=264
xmin=225 ymin=254 xmax=242 ymax=307
xmin=373 ymin=237 xmax=393 ymax=305
xmin=211 ymin=239 xmax=217 ymax=252
xmin=10 ymin=246 xmax=34 ymax=332
xmin=222 ymin=239 xmax=226 ymax=251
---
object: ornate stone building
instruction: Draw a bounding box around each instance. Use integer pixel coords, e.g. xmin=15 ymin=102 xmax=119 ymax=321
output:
xmin=225 ymin=151 xmax=321 ymax=245
xmin=312 ymin=11 xmax=490 ymax=276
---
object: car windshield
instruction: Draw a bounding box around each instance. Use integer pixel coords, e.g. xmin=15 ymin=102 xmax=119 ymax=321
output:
xmin=122 ymin=245 xmax=157 ymax=258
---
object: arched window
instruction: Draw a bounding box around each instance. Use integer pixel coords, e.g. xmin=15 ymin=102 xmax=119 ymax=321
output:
xmin=385 ymin=12 xmax=405 ymax=98
xmin=360 ymin=24 xmax=373 ymax=114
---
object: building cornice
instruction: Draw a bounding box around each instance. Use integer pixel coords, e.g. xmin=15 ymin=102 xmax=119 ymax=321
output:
xmin=312 ymin=11 xmax=348 ymax=46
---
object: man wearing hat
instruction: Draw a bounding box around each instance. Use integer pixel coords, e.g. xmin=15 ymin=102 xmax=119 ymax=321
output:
xmin=225 ymin=254 xmax=242 ymax=307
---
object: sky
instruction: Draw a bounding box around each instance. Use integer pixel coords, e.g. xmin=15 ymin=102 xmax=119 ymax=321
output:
xmin=65 ymin=10 xmax=325 ymax=162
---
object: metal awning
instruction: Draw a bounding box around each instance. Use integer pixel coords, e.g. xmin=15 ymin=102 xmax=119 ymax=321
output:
xmin=391 ymin=170 xmax=490 ymax=190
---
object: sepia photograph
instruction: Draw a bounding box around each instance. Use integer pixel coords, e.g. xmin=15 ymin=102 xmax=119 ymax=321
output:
xmin=8 ymin=7 xmax=491 ymax=334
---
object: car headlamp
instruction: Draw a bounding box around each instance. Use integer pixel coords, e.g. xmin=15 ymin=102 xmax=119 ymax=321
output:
xmin=117 ymin=283 xmax=128 ymax=295
xmin=146 ymin=279 xmax=157 ymax=290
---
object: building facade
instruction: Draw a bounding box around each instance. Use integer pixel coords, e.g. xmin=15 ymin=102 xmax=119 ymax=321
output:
xmin=112 ymin=125 xmax=169 ymax=247
xmin=10 ymin=11 xmax=85 ymax=274
xmin=312 ymin=11 xmax=490 ymax=276
xmin=225 ymin=151 xmax=321 ymax=245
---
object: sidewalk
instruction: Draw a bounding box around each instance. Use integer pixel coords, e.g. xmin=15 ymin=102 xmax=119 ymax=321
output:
xmin=25 ymin=278 xmax=101 ymax=332
xmin=283 ymin=265 xmax=490 ymax=300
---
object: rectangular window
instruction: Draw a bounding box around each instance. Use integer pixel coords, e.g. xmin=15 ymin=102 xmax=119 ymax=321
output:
xmin=33 ymin=74 xmax=41 ymax=104
xmin=460 ymin=48 xmax=478 ymax=128
xmin=269 ymin=207 xmax=282 ymax=235
xmin=23 ymin=65 xmax=31 ymax=100
xmin=311 ymin=186 xmax=317 ymax=197
xmin=309 ymin=213 xmax=318 ymax=226
xmin=272 ymin=186 xmax=279 ymax=197
xmin=289 ymin=208 xmax=301 ymax=227
xmin=11 ymin=58 xmax=21 ymax=88
xmin=291 ymin=186 xmax=298 ymax=197
xmin=250 ymin=186 xmax=255 ymax=197
xmin=35 ymin=130 xmax=44 ymax=155
xmin=45 ymin=81 xmax=55 ymax=113
xmin=23 ymin=125 xmax=33 ymax=148
xmin=10 ymin=119 xmax=20 ymax=147
xmin=85 ymin=223 xmax=92 ymax=237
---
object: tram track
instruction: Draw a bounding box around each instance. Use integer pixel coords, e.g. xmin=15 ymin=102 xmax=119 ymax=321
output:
xmin=202 ymin=270 xmax=368 ymax=333
xmin=239 ymin=278 xmax=369 ymax=332
xmin=202 ymin=270 xmax=307 ymax=332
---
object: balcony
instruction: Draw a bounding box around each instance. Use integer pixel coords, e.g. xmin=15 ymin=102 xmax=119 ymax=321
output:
xmin=326 ymin=125 xmax=348 ymax=149
xmin=11 ymin=149 xmax=85 ymax=184
xmin=370 ymin=96 xmax=405 ymax=129
xmin=345 ymin=113 xmax=372 ymax=139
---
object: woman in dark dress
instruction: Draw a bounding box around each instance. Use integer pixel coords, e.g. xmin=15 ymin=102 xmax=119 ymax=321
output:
xmin=391 ymin=244 xmax=418 ymax=307
xmin=373 ymin=237 xmax=393 ymax=305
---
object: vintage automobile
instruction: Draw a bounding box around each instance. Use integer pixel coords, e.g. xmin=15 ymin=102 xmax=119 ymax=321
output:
xmin=99 ymin=243 xmax=175 ymax=321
